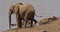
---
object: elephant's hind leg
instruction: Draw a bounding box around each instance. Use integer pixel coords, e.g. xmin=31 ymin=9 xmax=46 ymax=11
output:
xmin=23 ymin=15 xmax=28 ymax=28
xmin=30 ymin=19 xmax=33 ymax=27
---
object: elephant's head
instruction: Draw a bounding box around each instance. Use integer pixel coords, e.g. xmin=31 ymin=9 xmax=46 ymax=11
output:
xmin=9 ymin=5 xmax=15 ymax=15
xmin=9 ymin=3 xmax=23 ymax=15
xmin=8 ymin=4 xmax=20 ymax=29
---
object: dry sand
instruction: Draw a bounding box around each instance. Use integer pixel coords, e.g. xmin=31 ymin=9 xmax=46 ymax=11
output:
xmin=5 ymin=18 xmax=60 ymax=32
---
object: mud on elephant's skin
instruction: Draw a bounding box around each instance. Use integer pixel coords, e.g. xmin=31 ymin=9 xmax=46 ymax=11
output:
xmin=9 ymin=3 xmax=37 ymax=29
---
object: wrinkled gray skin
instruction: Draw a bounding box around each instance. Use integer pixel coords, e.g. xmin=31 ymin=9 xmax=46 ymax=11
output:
xmin=9 ymin=3 xmax=37 ymax=29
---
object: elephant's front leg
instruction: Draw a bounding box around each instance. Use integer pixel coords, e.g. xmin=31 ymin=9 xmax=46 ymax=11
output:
xmin=16 ymin=14 xmax=22 ymax=28
xmin=18 ymin=15 xmax=22 ymax=28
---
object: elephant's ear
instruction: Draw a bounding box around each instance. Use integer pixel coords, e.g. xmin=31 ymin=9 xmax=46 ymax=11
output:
xmin=14 ymin=5 xmax=19 ymax=14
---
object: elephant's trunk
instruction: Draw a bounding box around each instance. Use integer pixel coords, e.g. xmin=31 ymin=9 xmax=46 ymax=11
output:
xmin=9 ymin=15 xmax=11 ymax=29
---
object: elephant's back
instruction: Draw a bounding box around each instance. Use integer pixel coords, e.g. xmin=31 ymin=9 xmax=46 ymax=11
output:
xmin=19 ymin=4 xmax=35 ymax=13
xmin=19 ymin=4 xmax=35 ymax=19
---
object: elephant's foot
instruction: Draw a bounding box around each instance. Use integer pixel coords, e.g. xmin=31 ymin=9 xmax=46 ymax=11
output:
xmin=30 ymin=25 xmax=33 ymax=27
xmin=17 ymin=25 xmax=22 ymax=28
xmin=30 ymin=23 xmax=33 ymax=27
xmin=22 ymin=25 xmax=29 ymax=28
xmin=17 ymin=27 xmax=20 ymax=29
xmin=22 ymin=26 xmax=26 ymax=29
xmin=22 ymin=23 xmax=26 ymax=28
xmin=17 ymin=25 xmax=22 ymax=29
xmin=20 ymin=27 xmax=22 ymax=28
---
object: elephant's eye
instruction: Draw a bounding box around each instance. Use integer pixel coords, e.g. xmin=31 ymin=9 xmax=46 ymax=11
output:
xmin=9 ymin=9 xmax=13 ymax=12
xmin=9 ymin=8 xmax=13 ymax=11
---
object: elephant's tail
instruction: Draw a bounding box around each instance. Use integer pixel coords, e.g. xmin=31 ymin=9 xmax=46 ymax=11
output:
xmin=35 ymin=14 xmax=42 ymax=17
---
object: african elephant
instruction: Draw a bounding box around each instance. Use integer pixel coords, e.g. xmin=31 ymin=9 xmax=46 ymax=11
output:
xmin=9 ymin=3 xmax=38 ymax=29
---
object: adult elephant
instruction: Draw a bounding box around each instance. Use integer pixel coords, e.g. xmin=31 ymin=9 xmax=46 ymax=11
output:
xmin=9 ymin=3 xmax=38 ymax=29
